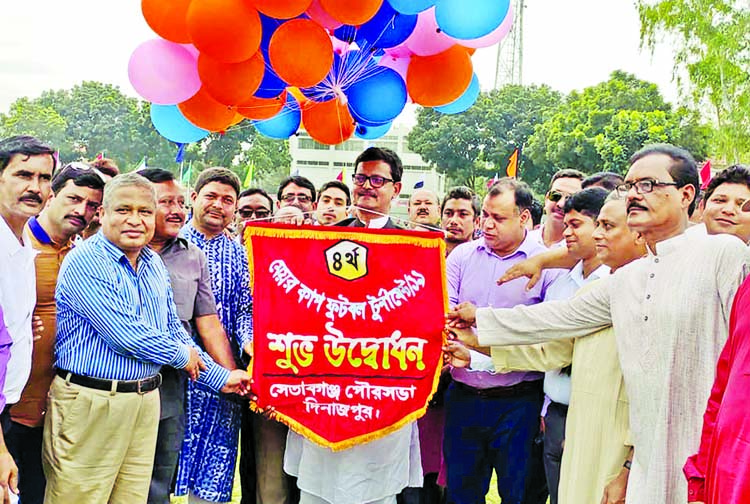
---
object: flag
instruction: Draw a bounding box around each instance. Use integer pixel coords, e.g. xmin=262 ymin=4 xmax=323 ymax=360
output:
xmin=243 ymin=161 xmax=255 ymax=188
xmin=414 ymin=178 xmax=425 ymax=189
xmin=486 ymin=173 xmax=499 ymax=189
xmin=506 ymin=148 xmax=520 ymax=178
xmin=96 ymin=151 xmax=104 ymax=161
xmin=181 ymin=161 xmax=193 ymax=185
xmin=53 ymin=150 xmax=60 ymax=170
xmin=175 ymin=143 xmax=186 ymax=163
xmin=700 ymin=160 xmax=712 ymax=189
xmin=336 ymin=165 xmax=345 ymax=182
xmin=134 ymin=156 xmax=147 ymax=171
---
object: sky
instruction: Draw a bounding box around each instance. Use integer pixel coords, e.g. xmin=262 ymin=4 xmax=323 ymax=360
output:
xmin=0 ymin=0 xmax=679 ymax=118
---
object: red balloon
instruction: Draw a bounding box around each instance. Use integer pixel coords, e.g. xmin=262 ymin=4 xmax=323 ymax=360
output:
xmin=186 ymin=0 xmax=262 ymax=63
xmin=249 ymin=0 xmax=313 ymax=19
xmin=198 ymin=51 xmax=266 ymax=106
xmin=319 ymin=0 xmax=383 ymax=25
xmin=141 ymin=0 xmax=192 ymax=43
xmin=302 ymin=98 xmax=355 ymax=145
xmin=178 ymin=88 xmax=237 ymax=132
xmin=237 ymin=91 xmax=288 ymax=120
xmin=269 ymin=19 xmax=333 ymax=88
xmin=407 ymin=46 xmax=473 ymax=107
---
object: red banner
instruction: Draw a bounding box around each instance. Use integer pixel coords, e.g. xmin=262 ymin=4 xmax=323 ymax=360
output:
xmin=245 ymin=224 xmax=447 ymax=450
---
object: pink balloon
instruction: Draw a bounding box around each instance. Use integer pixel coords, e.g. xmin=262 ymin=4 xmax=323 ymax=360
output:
xmin=378 ymin=53 xmax=411 ymax=80
xmin=385 ymin=43 xmax=413 ymax=59
xmin=180 ymin=43 xmax=200 ymax=58
xmin=306 ymin=0 xmax=342 ymax=30
xmin=128 ymin=39 xmax=201 ymax=105
xmin=453 ymin=2 xmax=513 ymax=48
xmin=404 ymin=7 xmax=456 ymax=56
xmin=330 ymin=35 xmax=355 ymax=55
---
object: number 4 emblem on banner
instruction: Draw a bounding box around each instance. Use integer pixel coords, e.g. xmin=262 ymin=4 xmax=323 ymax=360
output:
xmin=325 ymin=240 xmax=369 ymax=281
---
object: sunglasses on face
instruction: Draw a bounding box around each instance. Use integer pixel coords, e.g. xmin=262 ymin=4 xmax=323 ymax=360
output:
xmin=547 ymin=190 xmax=572 ymax=203
xmin=238 ymin=208 xmax=271 ymax=219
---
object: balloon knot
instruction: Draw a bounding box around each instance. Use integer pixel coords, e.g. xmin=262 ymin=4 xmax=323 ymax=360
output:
xmin=333 ymin=87 xmax=348 ymax=105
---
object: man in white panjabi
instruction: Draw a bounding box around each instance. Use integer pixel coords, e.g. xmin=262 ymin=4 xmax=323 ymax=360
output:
xmin=447 ymin=145 xmax=750 ymax=504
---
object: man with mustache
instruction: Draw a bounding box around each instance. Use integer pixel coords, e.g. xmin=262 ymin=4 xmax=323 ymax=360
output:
xmin=441 ymin=186 xmax=480 ymax=256
xmin=0 ymin=135 xmax=55 ymax=503
xmin=277 ymin=176 xmax=316 ymax=223
xmin=408 ymin=188 xmax=440 ymax=231
xmin=447 ymin=144 xmax=750 ymax=504
xmin=138 ymin=168 xmax=240 ymax=504
xmin=175 ymin=168 xmax=256 ymax=504
xmin=530 ymin=169 xmax=584 ymax=249
xmin=314 ymin=181 xmax=350 ymax=226
xmin=6 ymin=162 xmax=104 ymax=504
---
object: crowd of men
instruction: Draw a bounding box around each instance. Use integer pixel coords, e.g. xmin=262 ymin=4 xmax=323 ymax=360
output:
xmin=1 ymin=133 xmax=750 ymax=504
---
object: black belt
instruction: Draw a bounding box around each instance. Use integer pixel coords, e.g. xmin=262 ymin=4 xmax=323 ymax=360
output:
xmin=56 ymin=369 xmax=162 ymax=394
xmin=454 ymin=379 xmax=542 ymax=398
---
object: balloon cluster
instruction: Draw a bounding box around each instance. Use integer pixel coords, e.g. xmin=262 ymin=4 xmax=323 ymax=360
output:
xmin=130 ymin=0 xmax=513 ymax=146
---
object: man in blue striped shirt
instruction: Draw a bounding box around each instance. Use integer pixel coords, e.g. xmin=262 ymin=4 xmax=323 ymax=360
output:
xmin=43 ymin=173 xmax=251 ymax=504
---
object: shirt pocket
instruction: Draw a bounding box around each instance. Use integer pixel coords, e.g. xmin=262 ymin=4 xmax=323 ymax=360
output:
xmin=170 ymin=271 xmax=198 ymax=324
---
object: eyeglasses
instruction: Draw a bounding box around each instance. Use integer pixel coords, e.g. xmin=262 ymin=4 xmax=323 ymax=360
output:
xmin=547 ymin=190 xmax=572 ymax=203
xmin=741 ymin=200 xmax=750 ymax=213
xmin=238 ymin=208 xmax=271 ymax=219
xmin=352 ymin=173 xmax=394 ymax=188
xmin=280 ymin=193 xmax=312 ymax=204
xmin=53 ymin=161 xmax=107 ymax=183
xmin=615 ymin=179 xmax=679 ymax=197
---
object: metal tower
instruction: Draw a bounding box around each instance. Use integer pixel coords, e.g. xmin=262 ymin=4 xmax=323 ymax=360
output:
xmin=494 ymin=0 xmax=524 ymax=88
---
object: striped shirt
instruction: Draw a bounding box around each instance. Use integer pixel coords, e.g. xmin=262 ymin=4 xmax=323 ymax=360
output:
xmin=55 ymin=232 xmax=229 ymax=391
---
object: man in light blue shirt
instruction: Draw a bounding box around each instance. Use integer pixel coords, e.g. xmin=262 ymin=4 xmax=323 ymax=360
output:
xmin=44 ymin=173 xmax=250 ymax=504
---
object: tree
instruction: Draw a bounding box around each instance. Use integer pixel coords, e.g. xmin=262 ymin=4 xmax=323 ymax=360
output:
xmin=526 ymin=71 xmax=710 ymax=187
xmin=638 ymin=0 xmax=750 ymax=163
xmin=407 ymin=85 xmax=562 ymax=191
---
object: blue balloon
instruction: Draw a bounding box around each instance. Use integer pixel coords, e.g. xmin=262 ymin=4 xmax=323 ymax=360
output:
xmin=253 ymin=94 xmax=300 ymax=139
xmin=259 ymin=14 xmax=284 ymax=54
xmin=255 ymin=66 xmax=288 ymax=99
xmin=346 ymin=67 xmax=407 ymax=124
xmin=386 ymin=0 xmax=435 ymax=15
xmin=435 ymin=73 xmax=480 ymax=114
xmin=356 ymin=2 xmax=417 ymax=49
xmin=435 ymin=0 xmax=510 ymax=39
xmin=333 ymin=25 xmax=357 ymax=43
xmin=150 ymin=104 xmax=209 ymax=143
xmin=355 ymin=121 xmax=392 ymax=140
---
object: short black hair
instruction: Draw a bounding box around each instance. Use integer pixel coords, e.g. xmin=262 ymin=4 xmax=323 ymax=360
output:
xmin=563 ymin=187 xmax=609 ymax=219
xmin=582 ymin=172 xmax=624 ymax=191
xmin=195 ymin=167 xmax=241 ymax=197
xmin=317 ymin=180 xmax=351 ymax=206
xmin=239 ymin=187 xmax=274 ymax=210
xmin=441 ymin=186 xmax=480 ymax=217
xmin=354 ymin=147 xmax=403 ymax=183
xmin=487 ymin=177 xmax=534 ymax=213
xmin=530 ymin=199 xmax=543 ymax=226
xmin=277 ymin=175 xmax=316 ymax=202
xmin=550 ymin=168 xmax=585 ymax=188
xmin=629 ymin=144 xmax=699 ymax=215
xmin=138 ymin=168 xmax=175 ymax=184
xmin=50 ymin=162 xmax=105 ymax=194
xmin=0 ymin=135 xmax=56 ymax=173
xmin=704 ymin=165 xmax=750 ymax=202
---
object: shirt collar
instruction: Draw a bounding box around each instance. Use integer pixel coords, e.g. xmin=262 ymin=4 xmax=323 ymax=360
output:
xmin=475 ymin=231 xmax=537 ymax=260
xmin=570 ymin=260 xmax=610 ymax=286
xmin=158 ymin=235 xmax=189 ymax=254
xmin=652 ymin=230 xmax=689 ymax=256
xmin=366 ymin=215 xmax=391 ymax=229
xmin=0 ymin=215 xmax=27 ymax=255
xmin=27 ymin=216 xmax=53 ymax=245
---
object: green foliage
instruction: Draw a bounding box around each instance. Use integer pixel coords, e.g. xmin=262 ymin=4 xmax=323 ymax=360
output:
xmin=525 ymin=71 xmax=710 ymax=189
xmin=0 ymin=81 xmax=291 ymax=185
xmin=407 ymin=84 xmax=562 ymax=190
xmin=638 ymin=0 xmax=750 ymax=162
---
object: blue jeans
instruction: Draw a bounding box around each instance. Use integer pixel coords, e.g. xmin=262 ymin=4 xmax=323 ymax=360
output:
xmin=444 ymin=381 xmax=544 ymax=504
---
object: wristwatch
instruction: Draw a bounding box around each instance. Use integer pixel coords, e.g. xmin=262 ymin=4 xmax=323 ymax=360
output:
xmin=623 ymin=460 xmax=632 ymax=470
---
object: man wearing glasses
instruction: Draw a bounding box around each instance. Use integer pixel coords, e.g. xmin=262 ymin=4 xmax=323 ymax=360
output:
xmin=7 ymin=162 xmax=104 ymax=504
xmin=277 ymin=176 xmax=316 ymax=223
xmin=338 ymin=147 xmax=403 ymax=229
xmin=235 ymin=188 xmax=274 ymax=245
xmin=447 ymin=144 xmax=750 ymax=504
xmin=530 ymin=169 xmax=584 ymax=249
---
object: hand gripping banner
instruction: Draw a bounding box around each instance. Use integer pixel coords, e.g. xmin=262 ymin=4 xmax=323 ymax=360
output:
xmin=245 ymin=223 xmax=447 ymax=451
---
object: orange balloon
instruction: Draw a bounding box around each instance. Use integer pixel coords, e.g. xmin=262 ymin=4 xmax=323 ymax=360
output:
xmin=319 ymin=0 xmax=383 ymax=25
xmin=249 ymin=0 xmax=313 ymax=19
xmin=302 ymin=98 xmax=355 ymax=145
xmin=198 ymin=51 xmax=265 ymax=106
xmin=236 ymin=91 xmax=288 ymax=120
xmin=269 ymin=19 xmax=333 ymax=88
xmin=286 ymin=86 xmax=309 ymax=105
xmin=407 ymin=46 xmax=473 ymax=107
xmin=230 ymin=113 xmax=246 ymax=126
xmin=186 ymin=0 xmax=262 ymax=63
xmin=178 ymin=88 xmax=237 ymax=131
xmin=142 ymin=0 xmax=192 ymax=43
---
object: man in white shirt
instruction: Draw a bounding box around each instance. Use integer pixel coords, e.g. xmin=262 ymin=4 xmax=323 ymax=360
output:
xmin=447 ymin=144 xmax=750 ymax=504
xmin=0 ymin=135 xmax=55 ymax=501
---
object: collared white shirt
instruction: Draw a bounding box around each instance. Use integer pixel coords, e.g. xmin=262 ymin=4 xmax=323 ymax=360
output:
xmin=366 ymin=215 xmax=391 ymax=229
xmin=528 ymin=226 xmax=566 ymax=249
xmin=0 ymin=216 xmax=37 ymax=405
xmin=543 ymin=261 xmax=610 ymax=406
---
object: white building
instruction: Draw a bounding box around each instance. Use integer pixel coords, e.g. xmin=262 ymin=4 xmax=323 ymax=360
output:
xmin=289 ymin=124 xmax=446 ymax=218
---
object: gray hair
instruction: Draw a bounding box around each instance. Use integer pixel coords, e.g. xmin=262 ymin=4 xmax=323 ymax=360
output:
xmin=102 ymin=172 xmax=156 ymax=210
